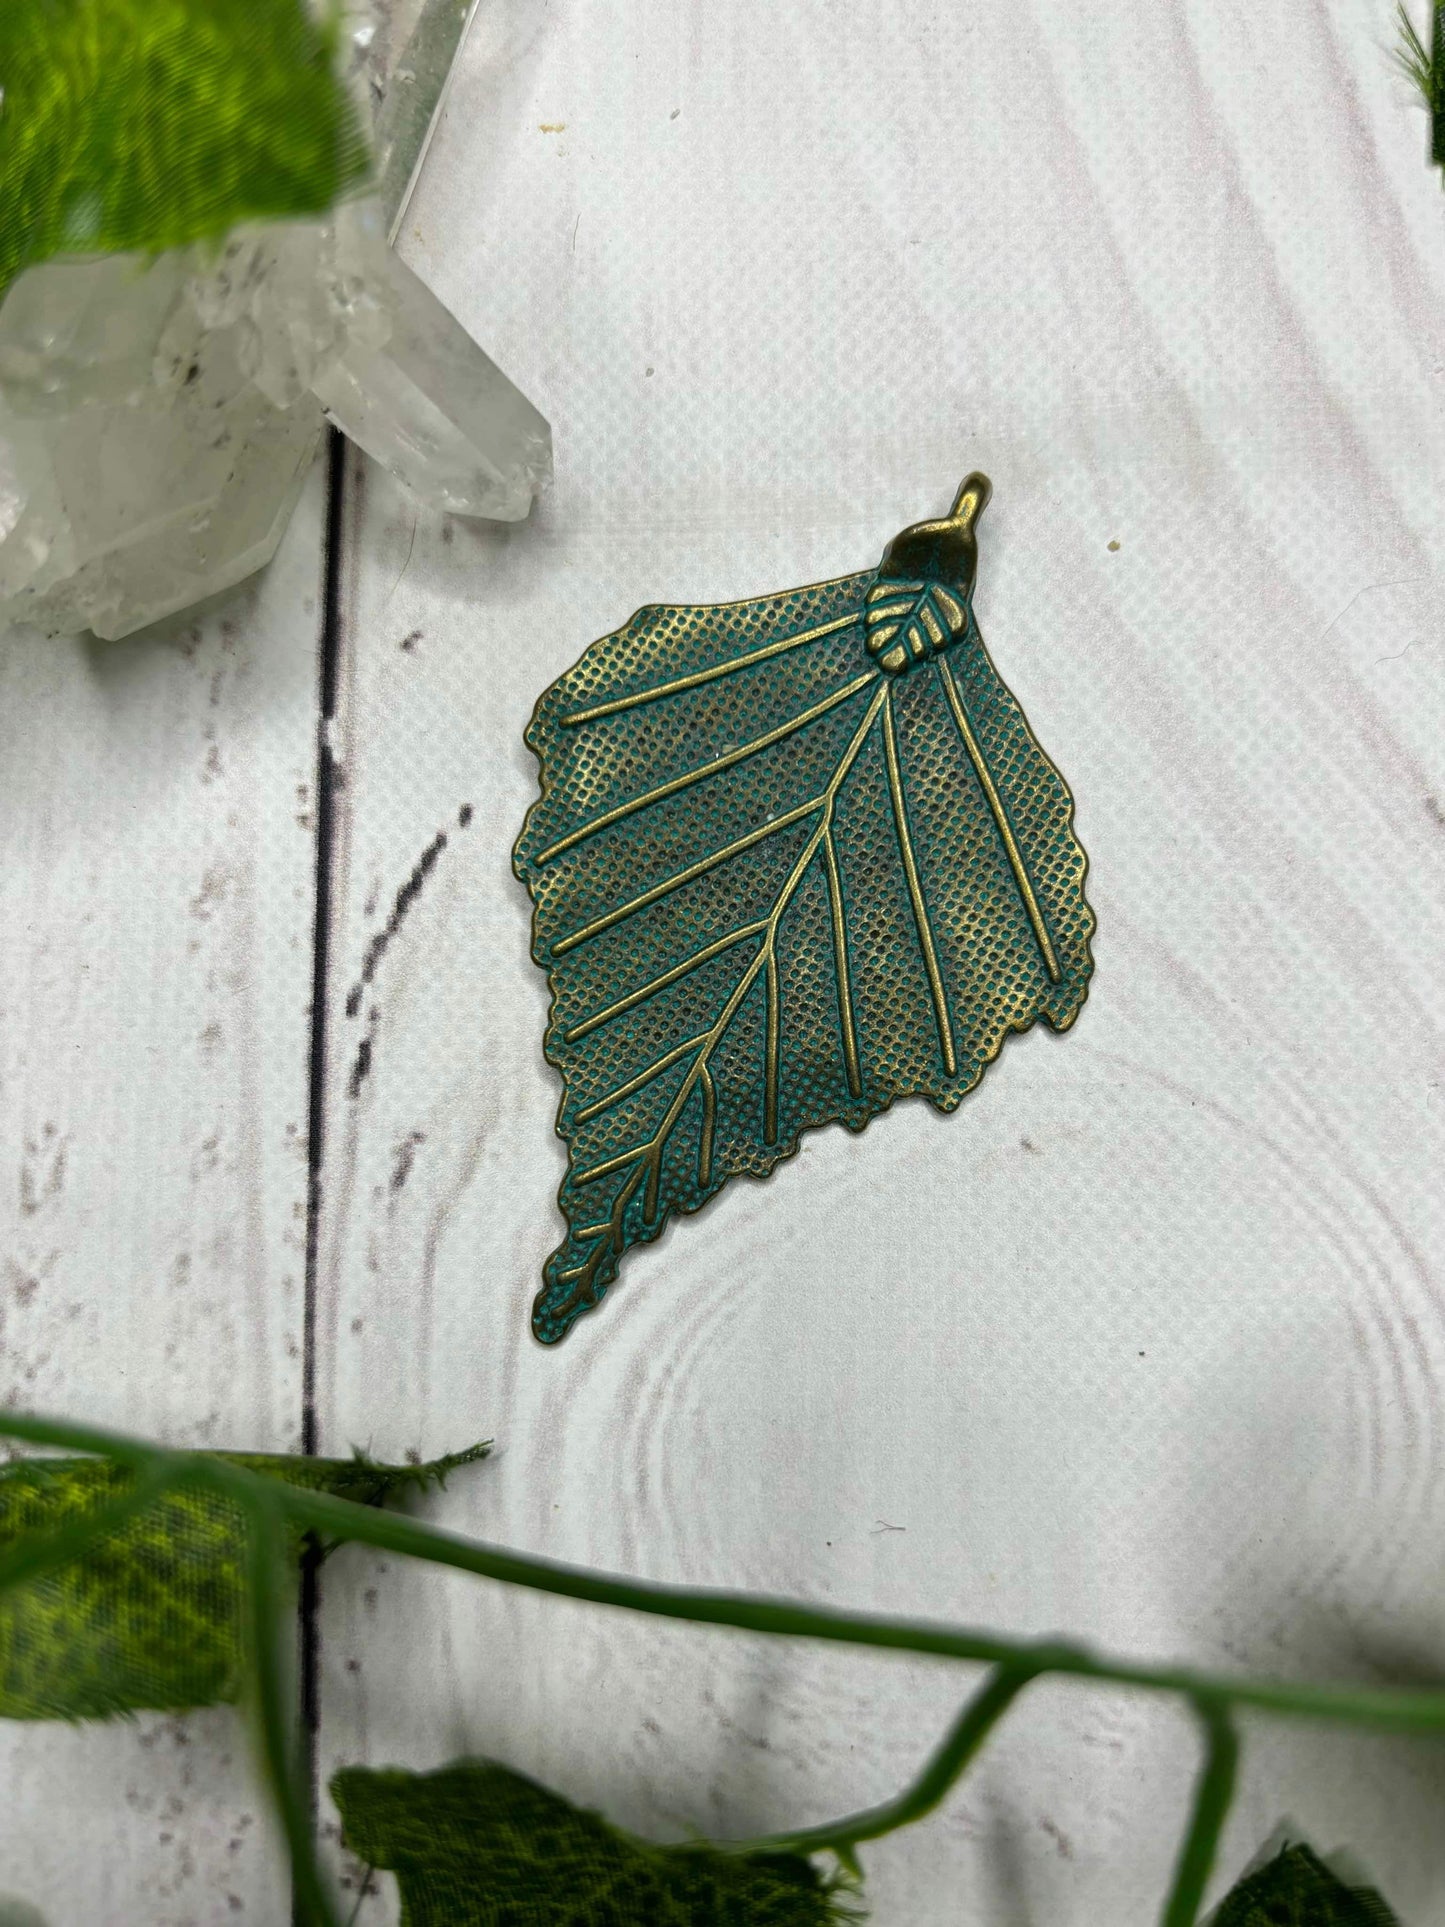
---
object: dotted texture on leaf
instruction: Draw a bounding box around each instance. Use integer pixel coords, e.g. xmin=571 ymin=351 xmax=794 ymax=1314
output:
xmin=0 ymin=1446 xmax=485 ymax=1720
xmin=0 ymin=0 xmax=370 ymax=303
xmin=516 ymin=559 xmax=1094 ymax=1342
xmin=333 ymin=1758 xmax=855 ymax=1927
xmin=1213 ymin=1844 xmax=1399 ymax=1927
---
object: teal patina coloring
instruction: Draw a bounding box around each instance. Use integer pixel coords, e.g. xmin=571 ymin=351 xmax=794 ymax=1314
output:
xmin=515 ymin=477 xmax=1095 ymax=1344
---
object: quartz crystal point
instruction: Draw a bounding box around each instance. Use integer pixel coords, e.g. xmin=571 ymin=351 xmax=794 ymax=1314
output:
xmin=306 ymin=210 xmax=551 ymax=521
xmin=363 ymin=0 xmax=483 ymax=239
xmin=0 ymin=250 xmax=327 ymax=639
xmin=0 ymin=0 xmax=549 ymax=640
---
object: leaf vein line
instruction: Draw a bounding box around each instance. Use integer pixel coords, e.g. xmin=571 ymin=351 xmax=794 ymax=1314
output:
xmin=574 ymin=1031 xmax=713 ymax=1124
xmin=883 ymin=689 xmax=957 ymax=1077
xmin=551 ymin=806 xmax=817 ymax=957
xmin=936 ymin=654 xmax=1061 ymax=983
xmin=822 ymin=826 xmax=861 ymax=1097
xmin=557 ymin=683 xmax=888 ymax=1300
xmin=698 ymin=1065 xmax=716 ymax=1186
xmin=563 ymin=921 xmax=768 ymax=1041
xmin=641 ymin=680 xmax=887 ymax=1153
xmin=559 ymin=610 xmax=863 ymax=726
xmin=538 ymin=671 xmax=876 ymax=865
xmin=763 ymin=946 xmax=781 ymax=1143
xmin=556 ymin=1162 xmax=647 ymax=1295
xmin=572 ymin=1140 xmax=658 ymax=1189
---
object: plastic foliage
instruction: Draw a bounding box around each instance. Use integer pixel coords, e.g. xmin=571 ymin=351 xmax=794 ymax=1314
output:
xmin=1212 ymin=1842 xmax=1399 ymax=1926
xmin=333 ymin=1781 xmax=1409 ymax=1927
xmin=0 ymin=1441 xmax=488 ymax=1719
xmin=3 ymin=1412 xmax=1445 ymax=1927
xmin=0 ymin=0 xmax=371 ymax=304
xmin=332 ymin=1758 xmax=859 ymax=1927
xmin=1397 ymin=2 xmax=1445 ymax=171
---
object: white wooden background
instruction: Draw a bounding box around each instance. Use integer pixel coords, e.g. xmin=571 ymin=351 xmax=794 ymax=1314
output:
xmin=4 ymin=1 xmax=1445 ymax=1921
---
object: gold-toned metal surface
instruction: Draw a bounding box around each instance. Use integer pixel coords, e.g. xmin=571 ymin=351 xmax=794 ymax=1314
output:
xmin=515 ymin=476 xmax=1096 ymax=1344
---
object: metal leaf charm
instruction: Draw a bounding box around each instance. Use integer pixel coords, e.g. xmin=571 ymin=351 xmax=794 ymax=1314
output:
xmin=515 ymin=475 xmax=1095 ymax=1344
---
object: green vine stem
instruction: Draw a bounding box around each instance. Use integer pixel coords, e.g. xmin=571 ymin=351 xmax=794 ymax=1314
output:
xmin=3 ymin=1409 xmax=1443 ymax=1924
xmin=715 ymin=1663 xmax=1037 ymax=1869
xmin=1161 ymin=1700 xmax=1241 ymax=1927
xmin=239 ymin=1478 xmax=342 ymax=1927
xmin=269 ymin=1486 xmax=1445 ymax=1733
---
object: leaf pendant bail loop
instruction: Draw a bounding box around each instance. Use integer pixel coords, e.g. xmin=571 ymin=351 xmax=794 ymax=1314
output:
xmin=867 ymin=470 xmax=993 ymax=674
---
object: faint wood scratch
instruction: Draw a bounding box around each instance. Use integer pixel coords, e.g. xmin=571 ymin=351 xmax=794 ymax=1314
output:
xmin=381 ymin=516 xmax=419 ymax=612
xmin=1376 ymin=637 xmax=1425 ymax=665
xmin=1317 ymin=575 xmax=1424 ymax=644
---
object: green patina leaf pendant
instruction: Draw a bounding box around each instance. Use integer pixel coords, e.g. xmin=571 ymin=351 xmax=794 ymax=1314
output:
xmin=515 ymin=475 xmax=1096 ymax=1344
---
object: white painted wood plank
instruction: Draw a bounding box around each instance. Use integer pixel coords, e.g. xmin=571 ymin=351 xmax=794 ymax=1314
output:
xmin=0 ymin=466 xmax=327 ymax=1923
xmin=315 ymin=2 xmax=1445 ymax=1920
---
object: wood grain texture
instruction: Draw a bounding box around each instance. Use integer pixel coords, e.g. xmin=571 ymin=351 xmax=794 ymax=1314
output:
xmin=4 ymin=0 xmax=1444 ymax=1919
xmin=0 ymin=468 xmax=327 ymax=1921
xmin=310 ymin=1 xmax=1445 ymax=1920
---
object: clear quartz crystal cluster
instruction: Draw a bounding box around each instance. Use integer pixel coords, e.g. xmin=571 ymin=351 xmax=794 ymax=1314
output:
xmin=0 ymin=0 xmax=550 ymax=640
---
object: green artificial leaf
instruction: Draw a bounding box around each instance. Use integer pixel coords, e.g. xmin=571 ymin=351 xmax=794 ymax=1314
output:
xmin=515 ymin=476 xmax=1095 ymax=1342
xmin=0 ymin=1899 xmax=49 ymax=1927
xmin=0 ymin=1442 xmax=488 ymax=1720
xmin=0 ymin=0 xmax=371 ymax=304
xmin=332 ymin=1758 xmax=858 ymax=1927
xmin=1395 ymin=2 xmax=1445 ymax=171
xmin=1214 ymin=1843 xmax=1399 ymax=1926
xmin=1396 ymin=3 xmax=1434 ymax=101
